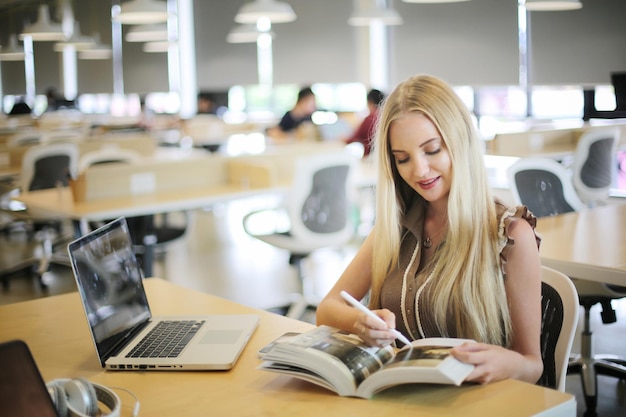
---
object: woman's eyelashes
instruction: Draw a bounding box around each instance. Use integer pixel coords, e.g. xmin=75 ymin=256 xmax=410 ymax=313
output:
xmin=394 ymin=147 xmax=441 ymax=165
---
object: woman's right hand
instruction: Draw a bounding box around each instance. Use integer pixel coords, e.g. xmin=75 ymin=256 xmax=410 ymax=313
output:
xmin=353 ymin=309 xmax=398 ymax=347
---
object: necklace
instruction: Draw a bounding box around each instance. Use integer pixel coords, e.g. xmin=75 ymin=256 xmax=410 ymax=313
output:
xmin=422 ymin=226 xmax=446 ymax=249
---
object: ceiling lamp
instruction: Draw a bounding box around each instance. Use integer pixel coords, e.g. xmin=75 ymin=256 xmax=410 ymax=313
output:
xmin=125 ymin=24 xmax=168 ymax=42
xmin=402 ymin=0 xmax=471 ymax=3
xmin=235 ymin=0 xmax=296 ymax=24
xmin=143 ymin=40 xmax=175 ymax=53
xmin=349 ymin=0 xmax=403 ymax=26
xmin=19 ymin=4 xmax=65 ymax=41
xmin=525 ymin=0 xmax=582 ymax=11
xmin=114 ymin=0 xmax=169 ymax=25
xmin=53 ymin=23 xmax=95 ymax=52
xmin=79 ymin=33 xmax=112 ymax=60
xmin=227 ymin=24 xmax=275 ymax=43
xmin=0 ymin=35 xmax=26 ymax=61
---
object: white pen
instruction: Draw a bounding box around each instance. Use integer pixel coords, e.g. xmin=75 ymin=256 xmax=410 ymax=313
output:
xmin=340 ymin=290 xmax=412 ymax=346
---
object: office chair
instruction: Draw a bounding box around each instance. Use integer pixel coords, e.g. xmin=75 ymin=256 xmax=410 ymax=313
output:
xmin=539 ymin=265 xmax=579 ymax=392
xmin=41 ymin=129 xmax=85 ymax=144
xmin=571 ymin=127 xmax=620 ymax=207
xmin=508 ymin=157 xmax=626 ymax=416
xmin=0 ymin=143 xmax=79 ymax=289
xmin=242 ymin=151 xmax=358 ymax=319
xmin=7 ymin=130 xmax=43 ymax=147
xmin=78 ymin=148 xmax=190 ymax=277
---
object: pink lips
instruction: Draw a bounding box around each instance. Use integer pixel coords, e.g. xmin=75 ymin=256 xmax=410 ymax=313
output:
xmin=418 ymin=176 xmax=439 ymax=190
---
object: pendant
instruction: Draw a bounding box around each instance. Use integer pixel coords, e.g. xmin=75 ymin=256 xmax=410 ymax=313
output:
xmin=423 ymin=237 xmax=432 ymax=248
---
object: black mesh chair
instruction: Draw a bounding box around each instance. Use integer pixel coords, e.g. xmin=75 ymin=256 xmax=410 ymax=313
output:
xmin=508 ymin=157 xmax=626 ymax=416
xmin=539 ymin=266 xmax=579 ymax=392
xmin=571 ymin=127 xmax=620 ymax=207
xmin=243 ymin=151 xmax=357 ymax=319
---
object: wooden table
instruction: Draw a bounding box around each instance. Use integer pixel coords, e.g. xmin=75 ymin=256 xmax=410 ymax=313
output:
xmin=0 ymin=278 xmax=575 ymax=417
xmin=14 ymin=185 xmax=282 ymax=277
xmin=15 ymin=185 xmax=278 ymax=224
xmin=537 ymin=203 xmax=626 ymax=287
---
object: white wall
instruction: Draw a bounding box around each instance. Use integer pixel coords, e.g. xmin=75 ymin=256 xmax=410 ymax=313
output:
xmin=1 ymin=0 xmax=625 ymax=96
xmin=531 ymin=0 xmax=626 ymax=85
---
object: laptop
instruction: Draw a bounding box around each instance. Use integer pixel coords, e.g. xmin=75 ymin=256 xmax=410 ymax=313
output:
xmin=67 ymin=217 xmax=260 ymax=371
xmin=0 ymin=340 xmax=60 ymax=417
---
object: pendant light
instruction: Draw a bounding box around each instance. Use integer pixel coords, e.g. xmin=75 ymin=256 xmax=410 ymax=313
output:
xmin=235 ymin=0 xmax=296 ymax=24
xmin=402 ymin=0 xmax=470 ymax=4
xmin=78 ymin=33 xmax=112 ymax=60
xmin=143 ymin=41 xmax=175 ymax=53
xmin=0 ymin=34 xmax=26 ymax=61
xmin=125 ymin=24 xmax=168 ymax=42
xmin=402 ymin=0 xmax=471 ymax=3
xmin=525 ymin=0 xmax=582 ymax=11
xmin=54 ymin=23 xmax=95 ymax=52
xmin=19 ymin=4 xmax=66 ymax=41
xmin=227 ymin=24 xmax=275 ymax=44
xmin=349 ymin=0 xmax=403 ymax=26
xmin=114 ymin=0 xmax=169 ymax=25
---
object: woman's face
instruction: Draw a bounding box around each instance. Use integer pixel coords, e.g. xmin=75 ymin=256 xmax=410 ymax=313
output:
xmin=389 ymin=113 xmax=452 ymax=205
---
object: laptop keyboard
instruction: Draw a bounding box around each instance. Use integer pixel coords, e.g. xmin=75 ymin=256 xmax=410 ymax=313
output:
xmin=126 ymin=320 xmax=205 ymax=358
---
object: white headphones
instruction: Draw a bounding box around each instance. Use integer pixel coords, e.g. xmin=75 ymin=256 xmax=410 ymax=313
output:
xmin=46 ymin=378 xmax=121 ymax=417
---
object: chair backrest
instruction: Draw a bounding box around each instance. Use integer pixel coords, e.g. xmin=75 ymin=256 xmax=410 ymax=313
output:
xmin=538 ymin=266 xmax=579 ymax=392
xmin=41 ymin=129 xmax=85 ymax=144
xmin=20 ymin=142 xmax=79 ymax=192
xmin=507 ymin=157 xmax=586 ymax=217
xmin=510 ymin=157 xmax=626 ymax=299
xmin=571 ymin=127 xmax=619 ymax=205
xmin=8 ymin=131 xmax=42 ymax=147
xmin=78 ymin=147 xmax=142 ymax=173
xmin=287 ymin=151 xmax=357 ymax=249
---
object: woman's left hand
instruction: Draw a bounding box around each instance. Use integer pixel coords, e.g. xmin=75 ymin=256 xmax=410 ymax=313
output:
xmin=449 ymin=342 xmax=523 ymax=384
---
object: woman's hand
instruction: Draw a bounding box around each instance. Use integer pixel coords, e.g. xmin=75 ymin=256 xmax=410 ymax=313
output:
xmin=450 ymin=342 xmax=533 ymax=384
xmin=353 ymin=309 xmax=398 ymax=347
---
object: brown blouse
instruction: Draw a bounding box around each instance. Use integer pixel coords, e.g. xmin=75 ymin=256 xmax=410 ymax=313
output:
xmin=379 ymin=200 xmax=540 ymax=342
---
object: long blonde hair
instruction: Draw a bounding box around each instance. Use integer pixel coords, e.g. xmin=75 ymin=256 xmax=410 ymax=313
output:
xmin=370 ymin=75 xmax=512 ymax=346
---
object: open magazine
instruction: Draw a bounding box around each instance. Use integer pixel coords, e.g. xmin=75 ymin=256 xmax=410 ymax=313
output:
xmin=258 ymin=325 xmax=475 ymax=398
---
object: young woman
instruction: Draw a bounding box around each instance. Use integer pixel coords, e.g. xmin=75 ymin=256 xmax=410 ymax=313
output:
xmin=316 ymin=74 xmax=544 ymax=385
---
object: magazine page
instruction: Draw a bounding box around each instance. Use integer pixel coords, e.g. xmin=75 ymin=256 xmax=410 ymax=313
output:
xmin=259 ymin=325 xmax=395 ymax=396
xmin=355 ymin=339 xmax=475 ymax=398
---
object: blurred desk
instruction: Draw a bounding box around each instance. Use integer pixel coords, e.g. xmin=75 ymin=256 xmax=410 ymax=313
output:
xmin=537 ymin=203 xmax=626 ymax=286
xmin=0 ymin=278 xmax=575 ymax=417
xmin=15 ymin=185 xmax=279 ymax=224
xmin=15 ymin=183 xmax=283 ymax=276
xmin=486 ymin=121 xmax=626 ymax=159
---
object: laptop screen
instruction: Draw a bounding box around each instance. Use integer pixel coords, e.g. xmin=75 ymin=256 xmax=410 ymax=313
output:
xmin=68 ymin=217 xmax=151 ymax=365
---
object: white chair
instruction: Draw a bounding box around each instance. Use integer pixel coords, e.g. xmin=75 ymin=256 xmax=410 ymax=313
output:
xmin=7 ymin=131 xmax=43 ymax=147
xmin=78 ymin=148 xmax=189 ymax=277
xmin=1 ymin=143 xmax=79 ymax=289
xmin=571 ymin=127 xmax=620 ymax=206
xmin=41 ymin=129 xmax=85 ymax=144
xmin=243 ymin=151 xmax=358 ymax=319
xmin=78 ymin=147 xmax=142 ymax=173
xmin=508 ymin=157 xmax=626 ymax=415
xmin=20 ymin=143 xmax=79 ymax=192
xmin=539 ymin=266 xmax=579 ymax=392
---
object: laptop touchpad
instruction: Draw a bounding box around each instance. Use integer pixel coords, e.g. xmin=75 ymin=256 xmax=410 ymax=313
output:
xmin=200 ymin=330 xmax=243 ymax=344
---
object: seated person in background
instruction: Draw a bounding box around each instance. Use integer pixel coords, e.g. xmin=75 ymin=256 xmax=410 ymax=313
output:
xmin=345 ymin=89 xmax=385 ymax=157
xmin=316 ymin=74 xmax=544 ymax=386
xmin=267 ymin=87 xmax=317 ymax=139
xmin=197 ymin=93 xmax=218 ymax=115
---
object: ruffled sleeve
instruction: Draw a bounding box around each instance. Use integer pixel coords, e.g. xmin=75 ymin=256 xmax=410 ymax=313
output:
xmin=496 ymin=203 xmax=541 ymax=276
